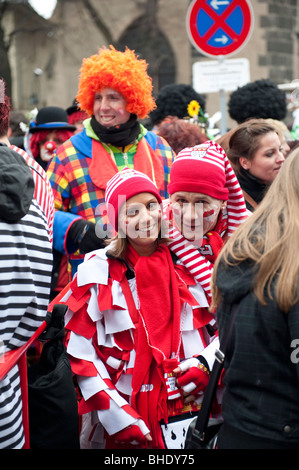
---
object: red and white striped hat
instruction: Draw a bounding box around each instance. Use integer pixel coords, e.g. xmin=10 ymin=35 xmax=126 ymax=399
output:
xmin=168 ymin=140 xmax=248 ymax=236
xmin=165 ymin=141 xmax=248 ymax=301
xmin=105 ymin=168 xmax=162 ymax=230
xmin=168 ymin=141 xmax=230 ymax=199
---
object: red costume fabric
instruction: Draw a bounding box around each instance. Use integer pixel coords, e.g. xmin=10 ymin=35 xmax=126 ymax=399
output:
xmin=58 ymin=244 xmax=216 ymax=449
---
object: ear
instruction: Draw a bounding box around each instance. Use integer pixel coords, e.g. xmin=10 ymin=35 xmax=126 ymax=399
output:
xmin=221 ymin=201 xmax=227 ymax=211
xmin=239 ymin=157 xmax=251 ymax=170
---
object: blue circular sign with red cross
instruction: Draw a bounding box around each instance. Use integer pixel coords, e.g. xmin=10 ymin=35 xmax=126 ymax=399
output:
xmin=186 ymin=0 xmax=254 ymax=58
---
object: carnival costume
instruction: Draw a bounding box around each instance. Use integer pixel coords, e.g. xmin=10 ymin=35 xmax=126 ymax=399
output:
xmin=47 ymin=46 xmax=174 ymax=277
xmin=55 ymin=169 xmax=217 ymax=449
xmin=164 ymin=141 xmax=248 ymax=301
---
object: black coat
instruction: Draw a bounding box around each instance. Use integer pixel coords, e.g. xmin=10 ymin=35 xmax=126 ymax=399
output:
xmin=215 ymin=258 xmax=299 ymax=448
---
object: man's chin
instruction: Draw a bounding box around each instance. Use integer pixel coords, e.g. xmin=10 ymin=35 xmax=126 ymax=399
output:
xmin=182 ymin=233 xmax=203 ymax=246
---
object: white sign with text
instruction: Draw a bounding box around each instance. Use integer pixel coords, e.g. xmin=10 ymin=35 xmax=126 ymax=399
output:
xmin=193 ymin=58 xmax=250 ymax=94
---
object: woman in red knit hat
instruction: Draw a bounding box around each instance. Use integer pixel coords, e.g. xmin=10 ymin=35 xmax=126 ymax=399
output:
xmin=55 ymin=168 xmax=220 ymax=449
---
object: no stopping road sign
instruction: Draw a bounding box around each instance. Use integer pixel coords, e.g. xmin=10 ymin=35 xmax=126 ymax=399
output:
xmin=186 ymin=0 xmax=254 ymax=58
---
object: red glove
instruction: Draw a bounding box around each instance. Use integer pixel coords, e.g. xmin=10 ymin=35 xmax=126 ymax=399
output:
xmin=175 ymin=358 xmax=210 ymax=397
xmin=113 ymin=419 xmax=151 ymax=446
xmin=199 ymin=231 xmax=224 ymax=263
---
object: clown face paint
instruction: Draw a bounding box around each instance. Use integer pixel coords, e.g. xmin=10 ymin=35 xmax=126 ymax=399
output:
xmin=170 ymin=192 xmax=226 ymax=245
xmin=39 ymin=131 xmax=65 ymax=162
xmin=93 ymin=87 xmax=131 ymax=127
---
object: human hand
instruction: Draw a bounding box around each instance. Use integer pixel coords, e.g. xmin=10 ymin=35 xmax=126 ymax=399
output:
xmin=173 ymin=357 xmax=210 ymax=404
xmin=113 ymin=419 xmax=152 ymax=446
xmin=66 ymin=219 xmax=106 ymax=254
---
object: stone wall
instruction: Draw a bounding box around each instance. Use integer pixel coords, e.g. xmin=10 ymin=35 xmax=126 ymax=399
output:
xmin=258 ymin=0 xmax=298 ymax=83
xmin=6 ymin=0 xmax=299 ymax=129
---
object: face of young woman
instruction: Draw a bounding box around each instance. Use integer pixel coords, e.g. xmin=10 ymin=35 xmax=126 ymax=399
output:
xmin=170 ymin=192 xmax=226 ymax=245
xmin=118 ymin=192 xmax=162 ymax=256
xmin=241 ymin=131 xmax=285 ymax=184
xmin=93 ymin=87 xmax=131 ymax=128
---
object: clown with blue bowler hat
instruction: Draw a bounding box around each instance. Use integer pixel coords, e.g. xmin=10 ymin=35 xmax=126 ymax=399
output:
xmin=27 ymin=106 xmax=75 ymax=170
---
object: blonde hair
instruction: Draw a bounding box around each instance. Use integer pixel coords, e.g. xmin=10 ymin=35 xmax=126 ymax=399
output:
xmin=211 ymin=148 xmax=299 ymax=313
xmin=264 ymin=118 xmax=291 ymax=140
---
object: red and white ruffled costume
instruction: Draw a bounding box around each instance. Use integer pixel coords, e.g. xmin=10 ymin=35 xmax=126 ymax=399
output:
xmin=59 ymin=243 xmax=219 ymax=449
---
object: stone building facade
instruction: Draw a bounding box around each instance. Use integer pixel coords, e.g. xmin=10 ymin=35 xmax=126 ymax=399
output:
xmin=4 ymin=0 xmax=299 ymax=129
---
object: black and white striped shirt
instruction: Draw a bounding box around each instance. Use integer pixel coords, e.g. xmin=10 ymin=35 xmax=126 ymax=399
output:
xmin=0 ymin=199 xmax=52 ymax=448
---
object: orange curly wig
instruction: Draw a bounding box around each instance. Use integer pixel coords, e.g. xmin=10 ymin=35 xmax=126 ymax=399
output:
xmin=76 ymin=46 xmax=156 ymax=119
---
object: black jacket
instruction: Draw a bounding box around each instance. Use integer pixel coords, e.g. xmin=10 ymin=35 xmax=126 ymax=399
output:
xmin=215 ymin=258 xmax=299 ymax=447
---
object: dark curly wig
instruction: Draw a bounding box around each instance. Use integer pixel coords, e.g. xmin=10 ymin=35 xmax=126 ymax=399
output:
xmin=157 ymin=116 xmax=208 ymax=155
xmin=228 ymin=79 xmax=287 ymax=124
xmin=149 ymin=84 xmax=206 ymax=127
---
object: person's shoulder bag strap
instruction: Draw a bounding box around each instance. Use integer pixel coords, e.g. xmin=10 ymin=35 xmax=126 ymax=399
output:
xmin=189 ymin=302 xmax=239 ymax=445
xmin=242 ymin=190 xmax=258 ymax=210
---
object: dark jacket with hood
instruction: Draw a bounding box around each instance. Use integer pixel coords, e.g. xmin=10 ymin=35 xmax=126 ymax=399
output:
xmin=0 ymin=143 xmax=34 ymax=222
xmin=215 ymin=258 xmax=299 ymax=448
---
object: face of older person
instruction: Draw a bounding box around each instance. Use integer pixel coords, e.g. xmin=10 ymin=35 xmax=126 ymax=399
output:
xmin=93 ymin=87 xmax=131 ymax=128
xmin=170 ymin=191 xmax=226 ymax=246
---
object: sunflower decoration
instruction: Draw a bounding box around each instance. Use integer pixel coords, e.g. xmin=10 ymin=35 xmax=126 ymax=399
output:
xmin=187 ymin=100 xmax=200 ymax=120
xmin=186 ymin=100 xmax=208 ymax=130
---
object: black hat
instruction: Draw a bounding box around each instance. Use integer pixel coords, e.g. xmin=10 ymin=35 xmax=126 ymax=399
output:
xmin=29 ymin=106 xmax=76 ymax=133
xmin=66 ymin=98 xmax=80 ymax=116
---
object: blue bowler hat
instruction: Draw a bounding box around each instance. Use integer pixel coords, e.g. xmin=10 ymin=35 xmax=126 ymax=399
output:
xmin=29 ymin=106 xmax=76 ymax=133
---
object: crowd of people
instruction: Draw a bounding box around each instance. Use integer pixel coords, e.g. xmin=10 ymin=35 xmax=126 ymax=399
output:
xmin=1 ymin=44 xmax=299 ymax=450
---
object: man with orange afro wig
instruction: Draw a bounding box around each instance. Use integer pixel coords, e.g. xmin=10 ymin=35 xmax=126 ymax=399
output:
xmin=47 ymin=45 xmax=175 ymax=278
xmin=76 ymin=46 xmax=156 ymax=119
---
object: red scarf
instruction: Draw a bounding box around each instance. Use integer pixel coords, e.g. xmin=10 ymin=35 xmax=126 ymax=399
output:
xmin=89 ymin=137 xmax=164 ymax=191
xmin=125 ymin=243 xmax=183 ymax=448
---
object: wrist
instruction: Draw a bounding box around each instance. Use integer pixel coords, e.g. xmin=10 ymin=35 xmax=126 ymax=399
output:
xmin=198 ymin=362 xmax=209 ymax=376
xmin=196 ymin=355 xmax=210 ymax=373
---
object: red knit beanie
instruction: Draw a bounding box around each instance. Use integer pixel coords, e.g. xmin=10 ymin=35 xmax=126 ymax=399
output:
xmin=168 ymin=141 xmax=229 ymax=200
xmin=105 ymin=168 xmax=162 ymax=231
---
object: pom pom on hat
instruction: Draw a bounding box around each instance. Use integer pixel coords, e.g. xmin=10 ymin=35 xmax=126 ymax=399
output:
xmin=105 ymin=168 xmax=162 ymax=231
xmin=168 ymin=141 xmax=229 ymax=201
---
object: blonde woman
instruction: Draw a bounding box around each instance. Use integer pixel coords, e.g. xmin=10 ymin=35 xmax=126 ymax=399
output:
xmin=211 ymin=148 xmax=299 ymax=449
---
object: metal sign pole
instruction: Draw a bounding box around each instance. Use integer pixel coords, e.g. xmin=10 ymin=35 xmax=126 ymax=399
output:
xmin=218 ymin=56 xmax=227 ymax=135
xmin=186 ymin=0 xmax=254 ymax=136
